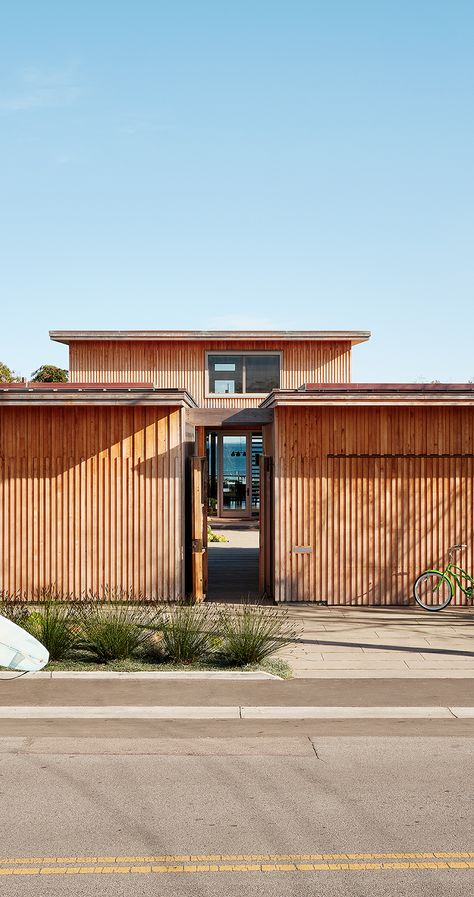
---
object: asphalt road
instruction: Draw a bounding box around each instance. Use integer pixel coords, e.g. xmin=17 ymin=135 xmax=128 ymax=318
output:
xmin=0 ymin=731 xmax=473 ymax=896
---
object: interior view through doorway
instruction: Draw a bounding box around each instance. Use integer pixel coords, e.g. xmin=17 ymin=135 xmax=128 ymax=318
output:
xmin=205 ymin=431 xmax=261 ymax=601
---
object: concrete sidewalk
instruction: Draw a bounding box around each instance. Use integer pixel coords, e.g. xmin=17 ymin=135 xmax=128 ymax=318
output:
xmin=281 ymin=605 xmax=474 ymax=677
xmin=2 ymin=678 xmax=474 ymax=736
xmin=0 ymin=704 xmax=472 ymax=719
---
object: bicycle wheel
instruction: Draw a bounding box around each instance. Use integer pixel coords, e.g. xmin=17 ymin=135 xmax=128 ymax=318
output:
xmin=413 ymin=571 xmax=453 ymax=611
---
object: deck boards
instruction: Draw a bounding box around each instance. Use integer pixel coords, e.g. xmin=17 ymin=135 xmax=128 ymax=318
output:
xmin=207 ymin=545 xmax=260 ymax=602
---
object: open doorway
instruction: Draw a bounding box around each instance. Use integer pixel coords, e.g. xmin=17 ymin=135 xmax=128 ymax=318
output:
xmin=205 ymin=430 xmax=262 ymax=601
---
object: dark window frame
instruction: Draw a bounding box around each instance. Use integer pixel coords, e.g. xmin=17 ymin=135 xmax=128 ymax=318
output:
xmin=206 ymin=351 xmax=281 ymax=396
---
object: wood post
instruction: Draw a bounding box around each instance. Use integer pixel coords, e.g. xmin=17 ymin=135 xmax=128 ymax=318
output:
xmin=259 ymin=455 xmax=274 ymax=596
xmin=191 ymin=455 xmax=207 ymax=602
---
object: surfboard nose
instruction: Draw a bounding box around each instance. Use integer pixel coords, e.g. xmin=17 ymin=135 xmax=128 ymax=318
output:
xmin=0 ymin=614 xmax=49 ymax=672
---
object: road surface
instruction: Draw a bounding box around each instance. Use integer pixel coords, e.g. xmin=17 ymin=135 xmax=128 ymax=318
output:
xmin=0 ymin=678 xmax=473 ymax=895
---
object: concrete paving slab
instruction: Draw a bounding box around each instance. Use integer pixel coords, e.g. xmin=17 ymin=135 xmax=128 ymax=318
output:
xmin=0 ymin=704 xmax=462 ymax=720
xmin=358 ymin=650 xmax=422 ymax=658
xmin=280 ymin=605 xmax=474 ymax=678
xmin=289 ymin=657 xmax=408 ymax=667
xmin=314 ymin=645 xmax=365 ymax=653
xmin=0 ymin=705 xmax=241 ymax=720
xmin=419 ymin=655 xmax=474 ymax=663
xmin=241 ymin=706 xmax=453 ymax=719
xmin=287 ymin=669 xmax=474 ymax=678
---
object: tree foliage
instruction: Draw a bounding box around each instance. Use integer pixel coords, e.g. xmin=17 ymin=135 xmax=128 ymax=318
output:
xmin=0 ymin=361 xmax=16 ymax=382
xmin=31 ymin=364 xmax=68 ymax=382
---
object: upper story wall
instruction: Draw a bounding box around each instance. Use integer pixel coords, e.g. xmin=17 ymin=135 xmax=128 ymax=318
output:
xmin=69 ymin=339 xmax=353 ymax=407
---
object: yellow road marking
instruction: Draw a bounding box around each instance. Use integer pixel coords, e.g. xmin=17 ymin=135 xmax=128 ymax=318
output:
xmin=0 ymin=853 xmax=473 ymax=876
xmin=2 ymin=850 xmax=474 ymax=866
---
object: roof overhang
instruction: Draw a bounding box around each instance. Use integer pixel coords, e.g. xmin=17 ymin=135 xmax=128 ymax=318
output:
xmin=261 ymin=384 xmax=474 ymax=408
xmin=0 ymin=384 xmax=197 ymax=408
xmin=49 ymin=329 xmax=371 ymax=346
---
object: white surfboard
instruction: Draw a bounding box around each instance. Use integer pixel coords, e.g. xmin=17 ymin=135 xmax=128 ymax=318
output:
xmin=0 ymin=614 xmax=49 ymax=672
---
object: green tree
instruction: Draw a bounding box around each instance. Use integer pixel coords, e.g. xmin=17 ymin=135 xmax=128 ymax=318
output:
xmin=31 ymin=364 xmax=68 ymax=383
xmin=0 ymin=361 xmax=16 ymax=383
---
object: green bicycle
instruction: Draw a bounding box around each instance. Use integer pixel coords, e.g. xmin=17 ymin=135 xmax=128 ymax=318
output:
xmin=413 ymin=544 xmax=474 ymax=611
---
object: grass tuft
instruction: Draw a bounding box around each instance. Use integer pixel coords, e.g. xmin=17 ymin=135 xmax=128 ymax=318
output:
xmin=157 ymin=604 xmax=218 ymax=663
xmin=217 ymin=604 xmax=300 ymax=665
xmin=76 ymin=603 xmax=161 ymax=662
xmin=22 ymin=602 xmax=77 ymax=661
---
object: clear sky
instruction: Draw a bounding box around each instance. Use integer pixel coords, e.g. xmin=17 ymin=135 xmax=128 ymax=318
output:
xmin=1 ymin=1 xmax=473 ymax=382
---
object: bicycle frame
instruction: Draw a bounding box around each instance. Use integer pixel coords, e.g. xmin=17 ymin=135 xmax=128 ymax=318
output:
xmin=431 ymin=562 xmax=474 ymax=597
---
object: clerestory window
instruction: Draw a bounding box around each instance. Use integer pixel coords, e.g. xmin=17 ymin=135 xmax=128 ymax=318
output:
xmin=207 ymin=352 xmax=281 ymax=395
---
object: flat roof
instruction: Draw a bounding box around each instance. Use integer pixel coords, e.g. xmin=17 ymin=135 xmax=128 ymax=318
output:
xmin=0 ymin=384 xmax=197 ymax=408
xmin=261 ymin=383 xmax=474 ymax=408
xmin=49 ymin=329 xmax=371 ymax=346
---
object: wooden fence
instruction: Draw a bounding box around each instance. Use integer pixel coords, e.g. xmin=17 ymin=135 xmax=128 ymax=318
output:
xmin=0 ymin=406 xmax=185 ymax=599
xmin=274 ymin=406 xmax=474 ymax=604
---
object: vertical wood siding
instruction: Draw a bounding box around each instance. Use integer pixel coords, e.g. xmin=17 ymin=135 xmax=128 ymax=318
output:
xmin=69 ymin=340 xmax=352 ymax=405
xmin=274 ymin=406 xmax=474 ymax=605
xmin=0 ymin=406 xmax=184 ymax=600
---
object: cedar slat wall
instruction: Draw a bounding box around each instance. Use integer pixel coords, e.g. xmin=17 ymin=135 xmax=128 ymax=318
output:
xmin=69 ymin=340 xmax=352 ymax=406
xmin=0 ymin=406 xmax=184 ymax=599
xmin=274 ymin=406 xmax=474 ymax=605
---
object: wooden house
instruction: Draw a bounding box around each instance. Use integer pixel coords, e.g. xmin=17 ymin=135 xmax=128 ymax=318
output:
xmin=1 ymin=329 xmax=473 ymax=604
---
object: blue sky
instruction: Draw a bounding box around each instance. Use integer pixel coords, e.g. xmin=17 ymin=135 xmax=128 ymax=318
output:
xmin=1 ymin=1 xmax=473 ymax=381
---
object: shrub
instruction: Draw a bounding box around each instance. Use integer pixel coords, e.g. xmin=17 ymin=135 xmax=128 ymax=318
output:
xmin=217 ymin=605 xmax=300 ymax=665
xmin=30 ymin=364 xmax=68 ymax=383
xmin=77 ymin=603 xmax=160 ymax=662
xmin=22 ymin=602 xmax=77 ymax=661
xmin=207 ymin=525 xmax=228 ymax=543
xmin=0 ymin=361 xmax=16 ymax=383
xmin=158 ymin=604 xmax=217 ymax=663
xmin=0 ymin=595 xmax=30 ymax=625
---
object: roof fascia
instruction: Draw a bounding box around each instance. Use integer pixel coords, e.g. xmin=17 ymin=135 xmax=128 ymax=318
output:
xmin=0 ymin=387 xmax=197 ymax=408
xmin=49 ymin=330 xmax=371 ymax=346
xmin=261 ymin=387 xmax=474 ymax=409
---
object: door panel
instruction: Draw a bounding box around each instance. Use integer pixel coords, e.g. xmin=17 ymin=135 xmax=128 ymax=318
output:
xmin=206 ymin=431 xmax=263 ymax=518
xmin=220 ymin=434 xmax=250 ymax=517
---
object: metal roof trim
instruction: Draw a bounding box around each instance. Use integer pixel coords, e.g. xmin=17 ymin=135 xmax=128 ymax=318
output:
xmin=261 ymin=384 xmax=474 ymax=408
xmin=49 ymin=329 xmax=371 ymax=345
xmin=0 ymin=386 xmax=197 ymax=408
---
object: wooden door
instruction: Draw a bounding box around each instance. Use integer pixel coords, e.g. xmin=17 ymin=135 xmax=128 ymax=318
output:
xmin=218 ymin=433 xmax=252 ymax=518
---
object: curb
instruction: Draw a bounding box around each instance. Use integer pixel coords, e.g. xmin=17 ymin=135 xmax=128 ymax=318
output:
xmin=0 ymin=670 xmax=280 ymax=681
xmin=0 ymin=704 xmax=471 ymax=720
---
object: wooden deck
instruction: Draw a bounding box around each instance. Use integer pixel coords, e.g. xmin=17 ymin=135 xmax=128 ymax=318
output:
xmin=206 ymin=546 xmax=260 ymax=601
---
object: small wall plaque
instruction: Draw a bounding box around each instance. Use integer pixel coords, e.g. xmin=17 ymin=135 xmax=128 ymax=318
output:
xmin=293 ymin=546 xmax=313 ymax=554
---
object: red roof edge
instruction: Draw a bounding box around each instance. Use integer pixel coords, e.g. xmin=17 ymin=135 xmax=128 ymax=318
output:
xmin=300 ymin=383 xmax=474 ymax=392
xmin=1 ymin=382 xmax=154 ymax=390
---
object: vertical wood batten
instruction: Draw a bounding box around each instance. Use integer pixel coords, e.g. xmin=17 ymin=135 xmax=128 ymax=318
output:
xmin=69 ymin=339 xmax=353 ymax=405
xmin=0 ymin=406 xmax=185 ymax=600
xmin=274 ymin=406 xmax=474 ymax=605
